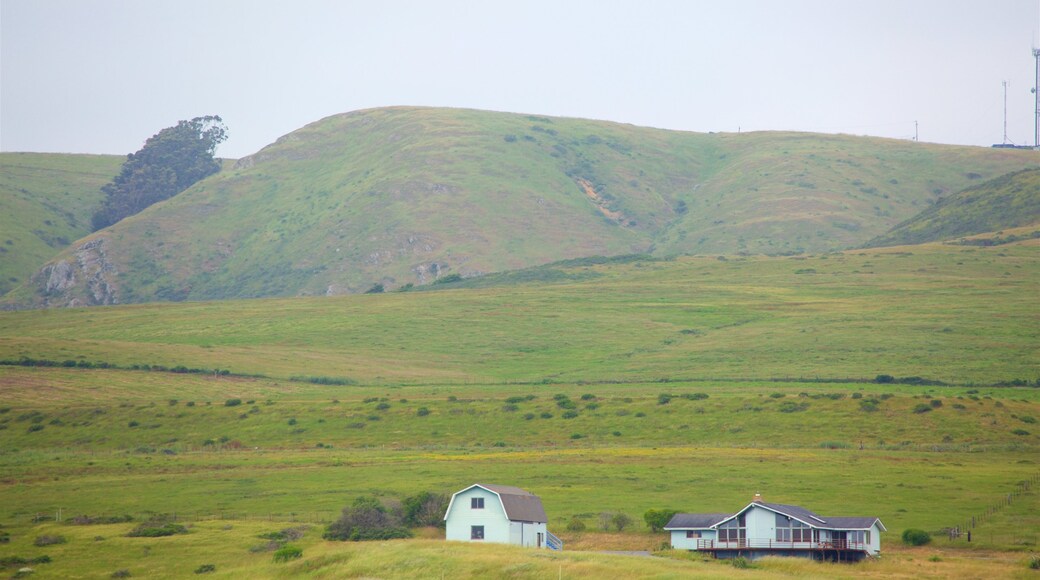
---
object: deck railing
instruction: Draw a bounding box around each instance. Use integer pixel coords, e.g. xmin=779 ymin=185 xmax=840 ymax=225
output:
xmin=546 ymin=530 xmax=563 ymax=551
xmin=696 ymin=538 xmax=867 ymax=551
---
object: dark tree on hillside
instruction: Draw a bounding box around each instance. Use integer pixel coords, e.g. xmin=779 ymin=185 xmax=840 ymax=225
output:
xmin=91 ymin=116 xmax=228 ymax=230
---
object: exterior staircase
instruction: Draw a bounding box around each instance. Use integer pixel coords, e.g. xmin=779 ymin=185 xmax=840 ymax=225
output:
xmin=546 ymin=530 xmax=563 ymax=551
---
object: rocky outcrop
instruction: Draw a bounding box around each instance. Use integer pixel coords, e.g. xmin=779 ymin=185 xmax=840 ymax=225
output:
xmin=34 ymin=237 xmax=118 ymax=307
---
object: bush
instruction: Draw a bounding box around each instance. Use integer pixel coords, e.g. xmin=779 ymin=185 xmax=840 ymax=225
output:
xmin=224 ymin=399 xmax=241 ymax=407
xmin=562 ymin=410 xmax=579 ymax=419
xmin=416 ymin=407 xmax=430 ymax=417
xmin=566 ymin=518 xmax=586 ymax=532
xmin=539 ymin=412 xmax=553 ymax=419
xmin=644 ymin=509 xmax=679 ymax=533
xmin=901 ymin=528 xmax=931 ymax=546
xmin=324 ymin=496 xmax=412 ymax=541
xmin=110 ymin=570 xmax=132 ymax=578
xmin=127 ymin=518 xmax=188 ymax=537
xmin=33 ymin=535 xmax=66 ymax=546
xmin=731 ymin=556 xmax=752 ymax=569
xmin=1011 ymin=429 xmax=1030 ymax=436
xmin=929 ymin=399 xmax=943 ymax=408
xmin=657 ymin=394 xmax=673 ymax=405
xmin=272 ymin=545 xmax=302 ymax=562
xmin=194 ymin=564 xmax=215 ymax=574
xmin=912 ymin=403 xmax=932 ymax=414
xmin=403 ymin=491 xmax=448 ymax=528
xmin=611 ymin=512 xmax=633 ymax=532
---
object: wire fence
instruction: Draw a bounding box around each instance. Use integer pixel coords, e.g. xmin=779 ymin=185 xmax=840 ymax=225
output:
xmin=937 ymin=471 xmax=1039 ymax=547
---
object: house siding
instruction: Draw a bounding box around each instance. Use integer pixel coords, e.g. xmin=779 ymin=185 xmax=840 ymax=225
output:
xmin=445 ymin=487 xmax=510 ymax=544
xmin=670 ymin=529 xmax=716 ymax=550
xmin=445 ymin=486 xmax=549 ymax=548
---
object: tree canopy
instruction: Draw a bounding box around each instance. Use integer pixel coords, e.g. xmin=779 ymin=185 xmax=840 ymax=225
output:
xmin=91 ymin=116 xmax=227 ymax=230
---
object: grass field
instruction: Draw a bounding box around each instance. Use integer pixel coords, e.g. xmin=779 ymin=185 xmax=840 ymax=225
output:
xmin=1 ymin=238 xmax=1035 ymax=384
xmin=1 ymin=233 xmax=1037 ymax=577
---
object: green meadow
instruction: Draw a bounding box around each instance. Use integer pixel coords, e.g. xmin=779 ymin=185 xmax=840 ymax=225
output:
xmin=1 ymin=235 xmax=1038 ymax=577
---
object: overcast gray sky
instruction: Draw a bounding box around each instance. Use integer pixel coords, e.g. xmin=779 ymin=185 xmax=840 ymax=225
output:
xmin=2 ymin=0 xmax=1038 ymax=158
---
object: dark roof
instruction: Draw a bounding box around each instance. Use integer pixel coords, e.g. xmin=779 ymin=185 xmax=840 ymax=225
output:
xmin=754 ymin=501 xmax=828 ymax=525
xmin=664 ymin=513 xmax=730 ymax=529
xmin=475 ymin=484 xmax=548 ymax=523
xmin=824 ymin=516 xmax=886 ymax=531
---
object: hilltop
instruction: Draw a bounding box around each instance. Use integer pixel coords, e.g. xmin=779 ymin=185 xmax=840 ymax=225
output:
xmin=6 ymin=107 xmax=1037 ymax=308
xmin=0 ymin=152 xmax=121 ymax=295
xmin=867 ymin=168 xmax=1040 ymax=247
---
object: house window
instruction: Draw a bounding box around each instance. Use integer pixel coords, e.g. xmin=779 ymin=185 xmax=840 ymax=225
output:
xmin=471 ymin=497 xmax=484 ymax=509
xmin=471 ymin=525 xmax=484 ymax=540
xmin=686 ymin=531 xmax=701 ymax=538
xmin=775 ymin=515 xmax=811 ymax=542
xmin=718 ymin=514 xmax=746 ymax=543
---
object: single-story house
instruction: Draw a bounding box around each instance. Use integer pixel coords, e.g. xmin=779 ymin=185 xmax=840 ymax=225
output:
xmin=664 ymin=494 xmax=885 ymax=561
xmin=444 ymin=483 xmax=562 ymax=550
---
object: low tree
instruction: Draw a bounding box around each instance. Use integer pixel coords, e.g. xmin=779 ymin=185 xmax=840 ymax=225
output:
xmin=643 ymin=509 xmax=679 ymax=533
xmin=403 ymin=491 xmax=448 ymax=528
xmin=323 ymin=496 xmax=411 ymax=541
xmin=91 ymin=116 xmax=228 ymax=230
xmin=612 ymin=512 xmax=633 ymax=532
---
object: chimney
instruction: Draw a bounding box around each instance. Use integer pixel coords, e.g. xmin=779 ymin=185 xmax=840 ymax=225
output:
xmin=753 ymin=492 xmax=762 ymax=503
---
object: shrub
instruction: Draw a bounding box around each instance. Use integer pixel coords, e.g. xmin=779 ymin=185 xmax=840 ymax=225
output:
xmin=731 ymin=556 xmax=752 ymax=569
xmin=403 ymin=491 xmax=448 ymax=527
xmin=562 ymin=410 xmax=579 ymax=419
xmin=110 ymin=570 xmax=131 ymax=578
xmin=580 ymin=394 xmax=596 ymax=401
xmin=778 ymin=401 xmax=809 ymax=413
xmin=224 ymin=399 xmax=241 ymax=407
xmin=901 ymin=528 xmax=931 ymax=546
xmin=1011 ymin=429 xmax=1030 ymax=436
xmin=611 ymin=512 xmax=633 ymax=531
xmin=416 ymin=407 xmax=431 ymax=417
xmin=1019 ymin=415 xmax=1037 ymax=424
xmin=1029 ymin=554 xmax=1040 ymax=570
xmin=375 ymin=402 xmax=390 ymax=411
xmin=912 ymin=403 xmax=933 ymax=414
xmin=644 ymin=509 xmax=679 ymax=533
xmin=539 ymin=412 xmax=553 ymax=419
xmin=566 ymin=518 xmax=586 ymax=532
xmin=272 ymin=545 xmax=302 ymax=562
xmin=769 ymin=393 xmax=785 ymax=399
xmin=875 ymin=374 xmax=895 ymax=384
xmin=27 ymin=424 xmax=44 ymax=433
xmin=569 ymin=433 xmax=583 ymax=439
xmin=505 ymin=396 xmax=527 ymax=404
xmin=556 ymin=399 xmax=575 ymax=410
xmin=501 ymin=404 xmax=518 ymax=412
xmin=127 ymin=517 xmax=188 ymax=538
xmin=324 ymin=496 xmax=412 ymax=541
xmin=929 ymin=399 xmax=943 ymax=408
xmin=657 ymin=394 xmax=673 ymax=405
xmin=194 ymin=564 xmax=215 ymax=574
xmin=523 ymin=413 xmax=535 ymax=420
xmin=0 ymin=531 xmax=8 ymax=543
xmin=33 ymin=535 xmax=66 ymax=546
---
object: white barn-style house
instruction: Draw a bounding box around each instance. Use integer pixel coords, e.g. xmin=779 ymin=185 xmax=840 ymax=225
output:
xmin=444 ymin=484 xmax=562 ymax=550
xmin=665 ymin=494 xmax=885 ymax=561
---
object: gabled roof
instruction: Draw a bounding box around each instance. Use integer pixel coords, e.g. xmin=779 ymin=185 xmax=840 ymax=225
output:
xmin=666 ymin=500 xmax=885 ymax=532
xmin=663 ymin=513 xmax=729 ymax=530
xmin=445 ymin=483 xmax=548 ymax=523
xmin=824 ymin=516 xmax=888 ymax=532
xmin=754 ymin=501 xmax=829 ymax=526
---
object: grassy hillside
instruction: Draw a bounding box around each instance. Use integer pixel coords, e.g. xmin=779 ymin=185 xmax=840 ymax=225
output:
xmin=867 ymin=168 xmax=1040 ymax=247
xmin=0 ymin=238 xmax=1035 ymax=385
xmin=7 ymin=107 xmax=1036 ymax=308
xmin=0 ymin=152 xmax=121 ymax=295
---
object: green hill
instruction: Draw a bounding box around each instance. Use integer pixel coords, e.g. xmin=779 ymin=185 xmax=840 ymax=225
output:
xmin=0 ymin=152 xmax=121 ymax=295
xmin=0 ymin=238 xmax=1034 ymax=384
xmin=7 ymin=107 xmax=1037 ymax=308
xmin=866 ymin=168 xmax=1040 ymax=247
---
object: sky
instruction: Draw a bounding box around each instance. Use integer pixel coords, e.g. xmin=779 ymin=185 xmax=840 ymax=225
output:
xmin=2 ymin=0 xmax=1039 ymax=159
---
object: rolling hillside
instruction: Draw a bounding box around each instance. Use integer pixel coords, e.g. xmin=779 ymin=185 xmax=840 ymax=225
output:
xmin=0 ymin=152 xmax=121 ymax=295
xmin=0 ymin=237 xmax=1035 ymax=384
xmin=6 ymin=107 xmax=1037 ymax=308
xmin=866 ymin=168 xmax=1040 ymax=247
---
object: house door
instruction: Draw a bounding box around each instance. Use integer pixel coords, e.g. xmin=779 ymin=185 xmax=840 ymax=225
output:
xmin=537 ymin=532 xmax=543 ymax=548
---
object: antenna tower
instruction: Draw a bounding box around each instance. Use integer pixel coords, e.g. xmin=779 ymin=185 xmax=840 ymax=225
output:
xmin=1034 ymin=48 xmax=1040 ymax=147
xmin=1003 ymin=81 xmax=1010 ymax=145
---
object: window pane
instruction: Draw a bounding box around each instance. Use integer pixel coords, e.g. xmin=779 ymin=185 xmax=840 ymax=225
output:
xmin=471 ymin=525 xmax=484 ymax=539
xmin=471 ymin=497 xmax=484 ymax=509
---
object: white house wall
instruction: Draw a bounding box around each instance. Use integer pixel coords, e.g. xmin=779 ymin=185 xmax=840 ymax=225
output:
xmin=445 ymin=487 xmax=510 ymax=544
xmin=670 ymin=529 xmax=716 ymax=550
